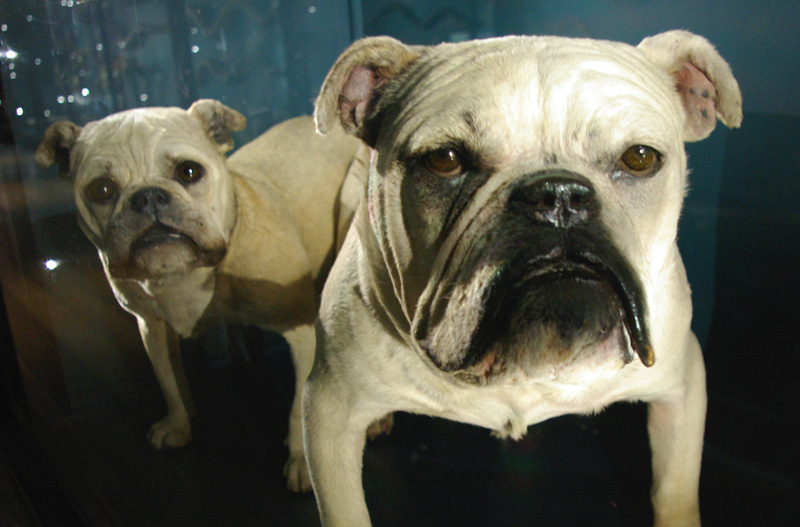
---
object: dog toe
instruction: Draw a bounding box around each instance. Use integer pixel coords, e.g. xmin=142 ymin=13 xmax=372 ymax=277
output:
xmin=366 ymin=412 xmax=394 ymax=440
xmin=284 ymin=454 xmax=313 ymax=493
xmin=146 ymin=417 xmax=191 ymax=449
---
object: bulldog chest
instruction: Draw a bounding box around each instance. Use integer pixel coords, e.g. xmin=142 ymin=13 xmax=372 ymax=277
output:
xmin=351 ymin=311 xmax=647 ymax=440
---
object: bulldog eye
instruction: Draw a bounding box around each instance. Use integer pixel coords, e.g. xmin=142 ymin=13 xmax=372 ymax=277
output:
xmin=175 ymin=160 xmax=205 ymax=184
xmin=422 ymin=147 xmax=464 ymax=178
xmin=85 ymin=176 xmax=118 ymax=203
xmin=618 ymin=145 xmax=661 ymax=177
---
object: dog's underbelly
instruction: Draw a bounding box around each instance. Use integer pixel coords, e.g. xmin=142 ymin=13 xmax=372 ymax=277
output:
xmin=436 ymin=379 xmax=634 ymax=439
xmin=410 ymin=374 xmax=638 ymax=439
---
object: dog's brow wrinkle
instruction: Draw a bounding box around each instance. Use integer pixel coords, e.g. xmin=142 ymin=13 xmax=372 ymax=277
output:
xmin=462 ymin=111 xmax=478 ymax=134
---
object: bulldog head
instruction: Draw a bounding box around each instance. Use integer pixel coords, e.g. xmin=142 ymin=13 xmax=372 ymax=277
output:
xmin=315 ymin=31 xmax=741 ymax=385
xmin=36 ymin=99 xmax=246 ymax=280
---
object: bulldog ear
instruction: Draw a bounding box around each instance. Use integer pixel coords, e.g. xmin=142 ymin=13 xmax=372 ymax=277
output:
xmin=315 ymin=36 xmax=422 ymax=141
xmin=638 ymin=30 xmax=742 ymax=142
xmin=35 ymin=120 xmax=83 ymax=180
xmin=187 ymin=99 xmax=247 ymax=153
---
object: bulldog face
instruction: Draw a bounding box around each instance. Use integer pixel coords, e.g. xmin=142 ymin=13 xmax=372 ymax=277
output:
xmin=315 ymin=33 xmax=742 ymax=386
xmin=36 ymin=100 xmax=246 ymax=280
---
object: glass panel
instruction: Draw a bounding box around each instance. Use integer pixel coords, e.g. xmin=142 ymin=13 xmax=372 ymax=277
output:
xmin=1 ymin=1 xmax=355 ymax=525
xmin=1 ymin=1 xmax=797 ymax=526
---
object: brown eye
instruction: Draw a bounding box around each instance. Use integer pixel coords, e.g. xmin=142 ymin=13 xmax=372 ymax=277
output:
xmin=175 ymin=160 xmax=205 ymax=184
xmin=85 ymin=177 xmax=118 ymax=203
xmin=619 ymin=145 xmax=661 ymax=176
xmin=422 ymin=148 xmax=464 ymax=177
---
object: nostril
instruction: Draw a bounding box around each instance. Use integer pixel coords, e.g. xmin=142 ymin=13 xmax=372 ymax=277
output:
xmin=569 ymin=190 xmax=588 ymax=210
xmin=541 ymin=191 xmax=557 ymax=209
xmin=567 ymin=187 xmax=598 ymax=222
xmin=131 ymin=194 xmax=146 ymax=210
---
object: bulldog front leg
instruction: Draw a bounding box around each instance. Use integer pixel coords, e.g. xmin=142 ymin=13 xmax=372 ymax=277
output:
xmin=137 ymin=316 xmax=192 ymax=449
xmin=648 ymin=333 xmax=707 ymax=527
xmin=303 ymin=366 xmax=385 ymax=527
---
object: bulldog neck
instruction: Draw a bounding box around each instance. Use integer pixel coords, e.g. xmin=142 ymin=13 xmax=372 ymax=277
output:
xmin=105 ymin=262 xmax=217 ymax=338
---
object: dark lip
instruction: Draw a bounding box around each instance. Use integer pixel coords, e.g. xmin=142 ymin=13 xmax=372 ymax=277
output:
xmin=434 ymin=231 xmax=654 ymax=373
xmin=110 ymin=223 xmax=226 ymax=279
xmin=488 ymin=250 xmax=654 ymax=368
xmin=414 ymin=213 xmax=654 ymax=372
xmin=129 ymin=223 xmax=199 ymax=254
xmin=515 ymin=260 xmax=605 ymax=284
xmin=567 ymin=251 xmax=654 ymax=367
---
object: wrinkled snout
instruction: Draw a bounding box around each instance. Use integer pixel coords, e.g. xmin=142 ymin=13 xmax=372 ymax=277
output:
xmin=416 ymin=168 xmax=655 ymax=381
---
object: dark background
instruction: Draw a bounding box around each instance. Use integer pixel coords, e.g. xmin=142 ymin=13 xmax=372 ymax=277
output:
xmin=1 ymin=1 xmax=797 ymax=526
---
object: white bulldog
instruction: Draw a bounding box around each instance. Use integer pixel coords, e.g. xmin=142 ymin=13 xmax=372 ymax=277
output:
xmin=304 ymin=31 xmax=742 ymax=525
xmin=35 ymin=100 xmax=360 ymax=491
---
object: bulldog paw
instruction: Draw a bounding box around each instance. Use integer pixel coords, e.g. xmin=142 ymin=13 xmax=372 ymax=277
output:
xmin=367 ymin=412 xmax=394 ymax=440
xmin=146 ymin=416 xmax=192 ymax=449
xmin=284 ymin=454 xmax=312 ymax=493
xmin=490 ymin=429 xmax=511 ymax=440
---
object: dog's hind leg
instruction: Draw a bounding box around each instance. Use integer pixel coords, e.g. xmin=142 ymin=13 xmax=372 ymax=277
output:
xmin=282 ymin=323 xmax=316 ymax=492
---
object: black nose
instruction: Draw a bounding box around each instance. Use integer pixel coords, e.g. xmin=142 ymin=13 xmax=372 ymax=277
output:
xmin=130 ymin=187 xmax=171 ymax=217
xmin=510 ymin=172 xmax=599 ymax=229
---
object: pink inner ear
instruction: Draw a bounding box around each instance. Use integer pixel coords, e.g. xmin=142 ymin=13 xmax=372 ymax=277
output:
xmin=339 ymin=66 xmax=378 ymax=132
xmin=675 ymin=61 xmax=717 ymax=138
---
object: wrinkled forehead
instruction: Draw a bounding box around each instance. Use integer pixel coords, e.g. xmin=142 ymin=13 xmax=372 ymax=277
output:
xmin=72 ymin=108 xmax=209 ymax=180
xmin=78 ymin=108 xmax=207 ymax=151
xmin=381 ymin=36 xmax=683 ymax=158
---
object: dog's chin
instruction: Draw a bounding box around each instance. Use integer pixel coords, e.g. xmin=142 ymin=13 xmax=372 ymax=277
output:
xmin=460 ymin=324 xmax=632 ymax=386
xmin=420 ymin=265 xmax=639 ymax=385
xmin=459 ymin=272 xmax=635 ymax=385
xmin=110 ymin=224 xmax=227 ymax=279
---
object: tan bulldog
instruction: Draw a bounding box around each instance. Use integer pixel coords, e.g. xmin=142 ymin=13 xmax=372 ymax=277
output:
xmin=36 ymin=100 xmax=360 ymax=492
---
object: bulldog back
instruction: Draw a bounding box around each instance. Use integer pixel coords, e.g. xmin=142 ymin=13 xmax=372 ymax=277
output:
xmin=226 ymin=115 xmax=361 ymax=283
